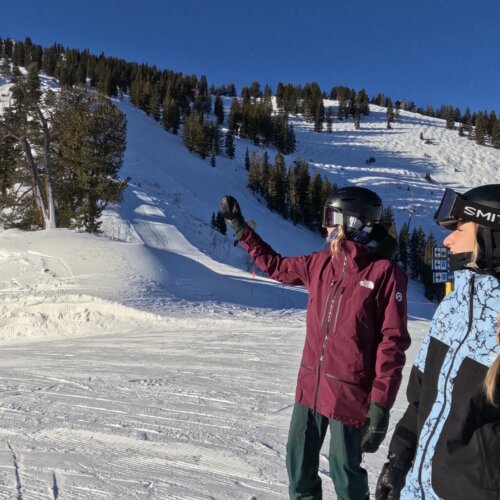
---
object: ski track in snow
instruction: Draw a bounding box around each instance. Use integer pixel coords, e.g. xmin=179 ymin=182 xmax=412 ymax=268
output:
xmin=0 ymin=319 xmax=429 ymax=499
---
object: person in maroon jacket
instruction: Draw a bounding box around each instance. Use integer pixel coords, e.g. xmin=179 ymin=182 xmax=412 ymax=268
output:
xmin=221 ymin=186 xmax=410 ymax=499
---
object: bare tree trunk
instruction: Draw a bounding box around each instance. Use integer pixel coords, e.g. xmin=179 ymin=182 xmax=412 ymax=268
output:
xmin=34 ymin=106 xmax=56 ymax=229
xmin=19 ymin=135 xmax=52 ymax=229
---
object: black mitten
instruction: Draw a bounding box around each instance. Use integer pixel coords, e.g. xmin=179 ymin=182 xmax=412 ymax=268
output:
xmin=375 ymin=455 xmax=409 ymax=500
xmin=221 ymin=195 xmax=247 ymax=240
xmin=361 ymin=402 xmax=389 ymax=453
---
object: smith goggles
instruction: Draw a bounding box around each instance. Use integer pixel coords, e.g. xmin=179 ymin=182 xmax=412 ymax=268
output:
xmin=434 ymin=188 xmax=500 ymax=230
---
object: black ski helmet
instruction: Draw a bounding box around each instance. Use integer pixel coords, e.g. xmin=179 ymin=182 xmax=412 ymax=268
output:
xmin=435 ymin=184 xmax=500 ymax=276
xmin=462 ymin=184 xmax=500 ymax=276
xmin=323 ymin=186 xmax=383 ymax=230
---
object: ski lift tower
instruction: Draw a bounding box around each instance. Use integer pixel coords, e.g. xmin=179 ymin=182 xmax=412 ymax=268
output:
xmin=407 ymin=206 xmax=416 ymax=232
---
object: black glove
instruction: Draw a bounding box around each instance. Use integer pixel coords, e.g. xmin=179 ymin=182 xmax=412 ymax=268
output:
xmin=375 ymin=455 xmax=408 ymax=500
xmin=361 ymin=402 xmax=389 ymax=453
xmin=221 ymin=195 xmax=247 ymax=240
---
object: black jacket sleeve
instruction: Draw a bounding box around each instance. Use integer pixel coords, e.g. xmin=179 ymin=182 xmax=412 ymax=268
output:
xmin=387 ymin=364 xmax=422 ymax=469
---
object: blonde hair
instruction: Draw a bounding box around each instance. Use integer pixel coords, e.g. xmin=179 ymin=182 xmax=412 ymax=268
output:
xmin=465 ymin=223 xmax=499 ymax=404
xmin=329 ymin=225 xmax=346 ymax=258
xmin=484 ymin=313 xmax=500 ymax=405
xmin=470 ymin=223 xmax=480 ymax=267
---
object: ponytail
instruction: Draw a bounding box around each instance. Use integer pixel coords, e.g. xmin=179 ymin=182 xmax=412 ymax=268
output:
xmin=329 ymin=225 xmax=346 ymax=258
xmin=484 ymin=313 xmax=500 ymax=405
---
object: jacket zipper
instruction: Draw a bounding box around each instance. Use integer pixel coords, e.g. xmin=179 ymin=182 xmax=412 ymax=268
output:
xmin=416 ymin=274 xmax=476 ymax=499
xmin=313 ymin=254 xmax=347 ymax=411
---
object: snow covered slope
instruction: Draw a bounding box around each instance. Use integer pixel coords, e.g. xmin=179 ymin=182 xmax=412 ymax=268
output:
xmin=1 ymin=84 xmax=499 ymax=498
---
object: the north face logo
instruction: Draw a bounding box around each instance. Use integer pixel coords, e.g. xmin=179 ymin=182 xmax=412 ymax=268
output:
xmin=360 ymin=280 xmax=374 ymax=289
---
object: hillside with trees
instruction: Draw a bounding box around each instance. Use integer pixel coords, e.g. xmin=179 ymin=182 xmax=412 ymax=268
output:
xmin=1 ymin=35 xmax=499 ymax=299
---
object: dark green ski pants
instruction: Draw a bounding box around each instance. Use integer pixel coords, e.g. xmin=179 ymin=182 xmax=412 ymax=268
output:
xmin=286 ymin=403 xmax=369 ymax=500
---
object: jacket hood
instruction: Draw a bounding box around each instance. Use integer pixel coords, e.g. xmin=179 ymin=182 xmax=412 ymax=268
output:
xmin=339 ymin=225 xmax=398 ymax=273
xmin=368 ymin=224 xmax=399 ymax=261
xmin=339 ymin=240 xmax=381 ymax=274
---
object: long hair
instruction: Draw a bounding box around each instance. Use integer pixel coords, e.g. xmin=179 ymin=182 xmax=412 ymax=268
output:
xmin=484 ymin=313 xmax=500 ymax=405
xmin=329 ymin=225 xmax=346 ymax=258
xmin=466 ymin=222 xmax=480 ymax=268
xmin=471 ymin=223 xmax=480 ymax=267
xmin=465 ymin=223 xmax=499 ymax=404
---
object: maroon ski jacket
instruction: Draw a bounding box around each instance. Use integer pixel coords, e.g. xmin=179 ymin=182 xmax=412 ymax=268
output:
xmin=240 ymin=227 xmax=410 ymax=428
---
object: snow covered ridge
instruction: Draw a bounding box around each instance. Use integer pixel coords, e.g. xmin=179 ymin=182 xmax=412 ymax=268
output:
xmin=0 ymin=228 xmax=169 ymax=344
xmin=0 ymin=294 xmax=177 ymax=344
xmin=0 ymin=227 xmax=308 ymax=346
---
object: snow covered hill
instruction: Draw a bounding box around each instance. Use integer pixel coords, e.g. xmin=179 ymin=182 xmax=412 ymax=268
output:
xmin=1 ymin=82 xmax=500 ymax=499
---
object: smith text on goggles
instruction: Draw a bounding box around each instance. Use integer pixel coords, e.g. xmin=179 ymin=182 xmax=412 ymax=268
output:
xmin=434 ymin=188 xmax=500 ymax=230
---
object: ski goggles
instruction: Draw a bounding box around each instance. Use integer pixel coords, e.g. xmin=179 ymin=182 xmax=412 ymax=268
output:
xmin=434 ymin=188 xmax=500 ymax=230
xmin=322 ymin=206 xmax=344 ymax=228
xmin=322 ymin=206 xmax=366 ymax=230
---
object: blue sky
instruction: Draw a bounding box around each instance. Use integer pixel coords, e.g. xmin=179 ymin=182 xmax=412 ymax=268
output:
xmin=2 ymin=0 xmax=499 ymax=113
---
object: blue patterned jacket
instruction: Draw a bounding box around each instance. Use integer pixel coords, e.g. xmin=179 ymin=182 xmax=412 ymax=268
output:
xmin=389 ymin=269 xmax=500 ymax=500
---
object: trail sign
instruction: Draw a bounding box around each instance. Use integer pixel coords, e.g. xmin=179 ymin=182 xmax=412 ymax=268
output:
xmin=432 ymin=247 xmax=451 ymax=283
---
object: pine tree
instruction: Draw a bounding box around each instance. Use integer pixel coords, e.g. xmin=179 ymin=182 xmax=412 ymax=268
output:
xmin=209 ymin=122 xmax=221 ymax=158
xmin=2 ymin=63 xmax=57 ymax=229
xmin=193 ymin=75 xmax=211 ymax=116
xmin=337 ymin=95 xmax=347 ymax=120
xmin=348 ymin=88 xmax=357 ymax=118
xmin=0 ymin=127 xmax=22 ymax=226
xmin=214 ymin=92 xmax=224 ymax=125
xmin=475 ymin=112 xmax=487 ymax=145
xmin=354 ymin=108 xmax=361 ymax=130
xmin=409 ymin=226 xmax=426 ymax=280
xmin=0 ymin=54 xmax=11 ymax=76
xmin=162 ymin=96 xmax=181 ymax=134
xmin=269 ymin=152 xmax=287 ymax=215
xmin=249 ymin=81 xmax=262 ymax=99
xmin=295 ymin=160 xmax=311 ymax=224
xmin=287 ymin=166 xmax=299 ymax=223
xmin=260 ymin=152 xmax=271 ymax=202
xmin=244 ymin=147 xmax=250 ymax=171
xmin=51 ymin=88 xmax=128 ymax=233
xmin=465 ymin=115 xmax=474 ymax=140
xmin=227 ymin=97 xmax=242 ymax=134
xmin=307 ymin=172 xmax=323 ymax=228
xmin=183 ymin=112 xmax=213 ymax=160
xmin=386 ymin=98 xmax=394 ymax=129
xmin=444 ymin=105 xmax=455 ymax=129
xmin=398 ymin=223 xmax=409 ymax=269
xmin=247 ymin=152 xmax=261 ymax=193
xmin=492 ymin=118 xmax=500 ymax=149
xmin=326 ymin=106 xmax=333 ymax=133
xmin=381 ymin=205 xmax=397 ymax=240
xmin=358 ymin=89 xmax=370 ymax=116
xmin=263 ymin=84 xmax=272 ymax=103
xmin=273 ymin=113 xmax=296 ymax=154
xmin=314 ymin=99 xmax=324 ymax=132
xmin=224 ymin=130 xmax=235 ymax=159
xmin=149 ymin=83 xmax=161 ymax=121
xmin=487 ymin=111 xmax=497 ymax=136
xmin=321 ymin=177 xmax=334 ymax=208
xmin=182 ymin=112 xmax=200 ymax=153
